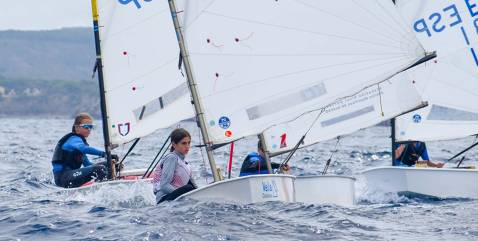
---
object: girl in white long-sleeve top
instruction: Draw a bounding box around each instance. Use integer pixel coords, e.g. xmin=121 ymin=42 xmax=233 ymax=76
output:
xmin=153 ymin=128 xmax=197 ymax=204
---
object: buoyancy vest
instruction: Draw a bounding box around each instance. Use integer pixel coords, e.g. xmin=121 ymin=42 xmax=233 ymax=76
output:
xmin=52 ymin=133 xmax=88 ymax=170
xmin=399 ymin=142 xmax=426 ymax=166
xmin=239 ymin=152 xmax=269 ymax=176
xmin=153 ymin=152 xmax=192 ymax=192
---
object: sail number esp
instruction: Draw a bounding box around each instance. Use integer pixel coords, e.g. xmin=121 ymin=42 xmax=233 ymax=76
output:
xmin=413 ymin=1 xmax=478 ymax=66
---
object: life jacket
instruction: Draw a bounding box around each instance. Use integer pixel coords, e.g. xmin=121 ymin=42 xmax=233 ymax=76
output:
xmin=51 ymin=133 xmax=88 ymax=171
xmin=153 ymin=152 xmax=192 ymax=192
xmin=239 ymin=152 xmax=269 ymax=176
xmin=398 ymin=142 xmax=426 ymax=166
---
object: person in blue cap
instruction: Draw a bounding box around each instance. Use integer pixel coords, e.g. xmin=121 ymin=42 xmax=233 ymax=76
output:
xmin=239 ymin=140 xmax=289 ymax=176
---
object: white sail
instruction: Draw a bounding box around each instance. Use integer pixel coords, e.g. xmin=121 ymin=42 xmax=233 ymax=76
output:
xmin=262 ymin=72 xmax=424 ymax=154
xmin=177 ymin=0 xmax=426 ymax=145
xmin=394 ymin=0 xmax=478 ymax=141
xmin=96 ymin=0 xmax=194 ymax=145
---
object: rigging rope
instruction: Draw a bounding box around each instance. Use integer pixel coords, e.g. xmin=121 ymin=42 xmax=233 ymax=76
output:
xmin=264 ymin=52 xmax=436 ymax=136
xmin=119 ymin=138 xmax=140 ymax=165
xmin=452 ymin=135 xmax=478 ymax=167
xmin=142 ymin=135 xmax=171 ymax=179
xmin=447 ymin=135 xmax=478 ymax=163
xmin=276 ymin=52 xmax=435 ymax=170
xmin=279 ymin=109 xmax=325 ymax=169
xmin=146 ymin=142 xmax=172 ymax=179
xmin=117 ymin=138 xmax=140 ymax=178
xmin=322 ymin=137 xmax=341 ymax=175
xmin=378 ymin=83 xmax=384 ymax=116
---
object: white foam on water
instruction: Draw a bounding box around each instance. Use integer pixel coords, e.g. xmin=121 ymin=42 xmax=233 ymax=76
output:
xmin=54 ymin=180 xmax=156 ymax=208
xmin=354 ymin=175 xmax=408 ymax=204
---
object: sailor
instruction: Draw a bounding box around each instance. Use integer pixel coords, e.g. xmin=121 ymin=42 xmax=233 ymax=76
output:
xmin=239 ymin=141 xmax=290 ymax=176
xmin=394 ymin=141 xmax=444 ymax=168
xmin=153 ymin=128 xmax=197 ymax=204
xmin=51 ymin=113 xmax=110 ymax=188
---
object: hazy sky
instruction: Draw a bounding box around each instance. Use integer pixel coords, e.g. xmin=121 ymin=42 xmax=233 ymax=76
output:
xmin=1 ymin=1 xmax=92 ymax=31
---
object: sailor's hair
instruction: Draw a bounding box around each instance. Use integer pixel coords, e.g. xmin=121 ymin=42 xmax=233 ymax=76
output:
xmin=72 ymin=112 xmax=93 ymax=132
xmin=170 ymin=128 xmax=191 ymax=152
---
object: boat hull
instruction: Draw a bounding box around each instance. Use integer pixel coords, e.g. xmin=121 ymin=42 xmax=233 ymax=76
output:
xmin=361 ymin=166 xmax=478 ymax=199
xmin=55 ymin=178 xmax=153 ymax=196
xmin=60 ymin=170 xmax=356 ymax=206
xmin=179 ymin=174 xmax=355 ymax=206
xmin=180 ymin=174 xmax=295 ymax=203
xmin=295 ymin=175 xmax=355 ymax=206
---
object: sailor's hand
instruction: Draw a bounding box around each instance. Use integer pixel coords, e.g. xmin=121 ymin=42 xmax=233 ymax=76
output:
xmin=115 ymin=162 xmax=124 ymax=171
xmin=280 ymin=164 xmax=290 ymax=174
xmin=436 ymin=162 xmax=444 ymax=168
xmin=111 ymin=154 xmax=119 ymax=161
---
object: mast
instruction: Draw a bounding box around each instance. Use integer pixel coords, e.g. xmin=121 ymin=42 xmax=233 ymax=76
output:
xmin=258 ymin=134 xmax=273 ymax=174
xmin=91 ymin=0 xmax=113 ymax=179
xmin=168 ymin=0 xmax=220 ymax=182
xmin=391 ymin=118 xmax=396 ymax=166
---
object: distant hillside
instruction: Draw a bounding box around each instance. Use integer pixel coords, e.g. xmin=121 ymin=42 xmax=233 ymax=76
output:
xmin=0 ymin=77 xmax=100 ymax=117
xmin=0 ymin=28 xmax=95 ymax=81
xmin=0 ymin=28 xmax=100 ymax=116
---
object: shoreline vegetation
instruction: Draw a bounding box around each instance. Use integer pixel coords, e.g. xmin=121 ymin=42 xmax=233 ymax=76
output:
xmin=0 ymin=77 xmax=100 ymax=117
xmin=0 ymin=27 xmax=98 ymax=117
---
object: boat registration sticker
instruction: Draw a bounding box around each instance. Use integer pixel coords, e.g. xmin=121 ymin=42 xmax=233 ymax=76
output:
xmin=412 ymin=114 xmax=422 ymax=123
xmin=118 ymin=122 xmax=131 ymax=136
xmin=261 ymin=180 xmax=279 ymax=198
xmin=218 ymin=116 xmax=231 ymax=129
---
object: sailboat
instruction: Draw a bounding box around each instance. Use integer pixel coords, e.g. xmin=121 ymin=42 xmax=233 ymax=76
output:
xmin=362 ymin=0 xmax=478 ymax=199
xmin=84 ymin=0 xmax=431 ymax=206
xmin=167 ymin=0 xmax=432 ymax=206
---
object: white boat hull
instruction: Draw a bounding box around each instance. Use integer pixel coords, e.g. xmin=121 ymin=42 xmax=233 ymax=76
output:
xmin=54 ymin=178 xmax=152 ymax=195
xmin=118 ymin=168 xmax=149 ymax=177
xmin=180 ymin=174 xmax=355 ymax=206
xmin=57 ymin=170 xmax=355 ymax=206
xmin=361 ymin=166 xmax=478 ymax=199
xmin=181 ymin=174 xmax=295 ymax=203
xmin=295 ymin=175 xmax=355 ymax=206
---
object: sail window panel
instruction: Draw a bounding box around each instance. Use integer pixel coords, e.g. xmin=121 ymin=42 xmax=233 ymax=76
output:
xmin=246 ymin=83 xmax=326 ymax=120
xmin=321 ymin=106 xmax=375 ymax=127
xmin=396 ymin=106 xmax=478 ymax=142
xmin=427 ymin=105 xmax=478 ymax=121
xmin=133 ymin=83 xmax=189 ymax=121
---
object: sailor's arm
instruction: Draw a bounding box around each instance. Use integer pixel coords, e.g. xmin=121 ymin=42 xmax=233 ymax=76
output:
xmin=395 ymin=144 xmax=405 ymax=159
xmin=420 ymin=145 xmax=444 ymax=168
xmin=159 ymin=156 xmax=178 ymax=194
xmin=189 ymin=177 xmax=198 ymax=188
xmin=426 ymin=160 xmax=444 ymax=168
xmin=82 ymin=156 xmax=93 ymax=167
xmin=64 ymin=136 xmax=105 ymax=157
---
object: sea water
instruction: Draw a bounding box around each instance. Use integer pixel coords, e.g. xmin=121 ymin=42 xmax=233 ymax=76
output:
xmin=1 ymin=117 xmax=477 ymax=240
